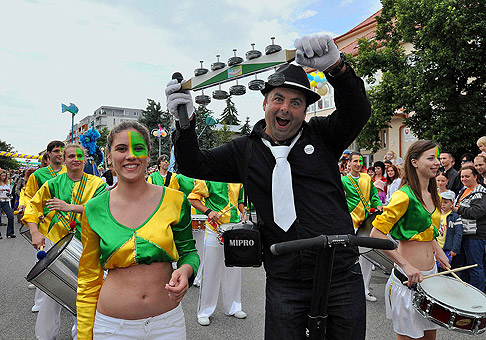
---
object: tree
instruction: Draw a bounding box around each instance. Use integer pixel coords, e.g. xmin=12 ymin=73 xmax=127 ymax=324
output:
xmin=350 ymin=0 xmax=486 ymax=156
xmin=0 ymin=139 xmax=20 ymax=170
xmin=220 ymin=97 xmax=240 ymax=125
xmin=194 ymin=105 xmax=217 ymax=149
xmin=96 ymin=127 xmax=110 ymax=149
xmin=240 ymin=116 xmax=252 ymax=136
xmin=215 ymin=124 xmax=233 ymax=147
xmin=139 ymin=99 xmax=172 ymax=162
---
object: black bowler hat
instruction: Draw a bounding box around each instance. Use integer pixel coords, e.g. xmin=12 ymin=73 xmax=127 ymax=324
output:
xmin=261 ymin=63 xmax=321 ymax=105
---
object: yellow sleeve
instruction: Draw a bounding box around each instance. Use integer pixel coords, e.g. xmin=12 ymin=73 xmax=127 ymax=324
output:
xmin=76 ymin=211 xmax=104 ymax=340
xmin=22 ymin=182 xmax=51 ymax=225
xmin=187 ymin=180 xmax=208 ymax=202
xmin=19 ymin=187 xmax=28 ymax=207
xmin=147 ymin=176 xmax=153 ymax=184
xmin=23 ymin=173 xmax=39 ymax=202
xmin=372 ymin=190 xmax=409 ymax=234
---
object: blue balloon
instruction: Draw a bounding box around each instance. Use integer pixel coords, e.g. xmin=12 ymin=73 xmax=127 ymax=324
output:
xmin=314 ymin=75 xmax=321 ymax=82
xmin=307 ymin=74 xmax=314 ymax=81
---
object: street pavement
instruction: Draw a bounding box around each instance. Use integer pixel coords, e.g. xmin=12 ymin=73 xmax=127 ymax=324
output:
xmin=0 ymin=220 xmax=475 ymax=339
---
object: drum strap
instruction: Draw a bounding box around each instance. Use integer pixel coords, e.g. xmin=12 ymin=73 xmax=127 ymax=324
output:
xmin=58 ymin=173 xmax=89 ymax=229
xmin=392 ymin=268 xmax=410 ymax=287
xmin=346 ymin=175 xmax=372 ymax=214
xmin=164 ymin=171 xmax=172 ymax=187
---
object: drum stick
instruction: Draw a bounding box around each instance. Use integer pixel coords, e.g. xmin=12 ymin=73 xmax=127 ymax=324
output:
xmin=450 ymin=271 xmax=467 ymax=286
xmin=219 ymin=204 xmax=236 ymax=216
xmin=403 ymin=264 xmax=478 ymax=284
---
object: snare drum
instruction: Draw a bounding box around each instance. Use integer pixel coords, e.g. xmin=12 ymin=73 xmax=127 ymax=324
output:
xmin=26 ymin=233 xmax=82 ymax=315
xmin=191 ymin=214 xmax=207 ymax=230
xmin=356 ymin=212 xmax=397 ymax=275
xmin=413 ymin=275 xmax=486 ymax=334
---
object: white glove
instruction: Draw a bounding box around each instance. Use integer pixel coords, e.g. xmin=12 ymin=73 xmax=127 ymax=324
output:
xmin=294 ymin=35 xmax=340 ymax=72
xmin=165 ymin=79 xmax=194 ymax=121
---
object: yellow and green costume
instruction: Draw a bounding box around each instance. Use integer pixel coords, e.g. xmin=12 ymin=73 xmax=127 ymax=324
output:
xmin=20 ymin=165 xmax=67 ymax=232
xmin=372 ymin=185 xmax=440 ymax=241
xmin=341 ymin=173 xmax=381 ymax=229
xmin=188 ymin=181 xmax=244 ymax=231
xmin=76 ymin=188 xmax=199 ymax=339
xmin=147 ymin=171 xmax=178 ymax=188
xmin=22 ymin=172 xmax=106 ymax=242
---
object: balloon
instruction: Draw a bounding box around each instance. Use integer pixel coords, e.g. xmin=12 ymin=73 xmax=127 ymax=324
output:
xmin=317 ymin=72 xmax=325 ymax=79
xmin=310 ymin=80 xmax=317 ymax=88
xmin=311 ymin=72 xmax=316 ymax=77
xmin=161 ymin=131 xmax=167 ymax=137
xmin=307 ymin=74 xmax=314 ymax=81
xmin=152 ymin=130 xmax=159 ymax=137
xmin=317 ymin=85 xmax=328 ymax=96
xmin=316 ymin=82 xmax=323 ymax=89
xmin=314 ymin=75 xmax=321 ymax=82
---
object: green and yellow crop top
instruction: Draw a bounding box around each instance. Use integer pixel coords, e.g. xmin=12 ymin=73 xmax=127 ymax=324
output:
xmin=76 ymin=187 xmax=199 ymax=339
xmin=372 ymin=185 xmax=440 ymax=241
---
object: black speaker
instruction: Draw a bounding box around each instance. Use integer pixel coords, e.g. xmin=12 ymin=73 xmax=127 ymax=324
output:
xmin=223 ymin=222 xmax=262 ymax=267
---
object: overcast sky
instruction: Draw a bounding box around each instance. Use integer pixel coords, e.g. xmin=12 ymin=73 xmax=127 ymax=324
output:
xmin=1 ymin=0 xmax=381 ymax=155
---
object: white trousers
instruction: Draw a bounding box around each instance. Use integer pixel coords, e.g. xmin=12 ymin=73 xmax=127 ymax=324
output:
xmin=197 ymin=228 xmax=242 ymax=318
xmin=33 ymin=252 xmax=44 ymax=309
xmin=359 ymin=255 xmax=372 ymax=295
xmin=93 ymin=304 xmax=186 ymax=340
xmin=192 ymin=229 xmax=205 ymax=286
xmin=35 ymin=239 xmax=77 ymax=340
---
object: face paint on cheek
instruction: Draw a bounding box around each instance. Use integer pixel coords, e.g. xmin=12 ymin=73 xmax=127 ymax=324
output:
xmin=436 ymin=146 xmax=440 ymax=162
xmin=128 ymin=131 xmax=148 ymax=158
xmin=359 ymin=156 xmax=364 ymax=165
xmin=75 ymin=148 xmax=84 ymax=161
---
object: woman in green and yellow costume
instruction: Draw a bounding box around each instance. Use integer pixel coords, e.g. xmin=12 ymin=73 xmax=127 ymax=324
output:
xmin=76 ymin=121 xmax=199 ymax=340
xmin=370 ymin=141 xmax=450 ymax=340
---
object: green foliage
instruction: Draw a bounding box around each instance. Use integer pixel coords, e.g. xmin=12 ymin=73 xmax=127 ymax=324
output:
xmin=351 ymin=0 xmax=486 ymax=156
xmin=214 ymin=124 xmax=233 ymax=146
xmin=240 ymin=116 xmax=252 ymax=136
xmin=194 ymin=105 xmax=217 ymax=149
xmin=0 ymin=139 xmax=20 ymax=170
xmin=96 ymin=127 xmax=110 ymax=149
xmin=139 ymin=99 xmax=172 ymax=162
xmin=220 ymin=97 xmax=240 ymax=125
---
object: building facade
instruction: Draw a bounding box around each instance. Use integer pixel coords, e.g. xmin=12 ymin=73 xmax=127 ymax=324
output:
xmin=65 ymin=106 xmax=141 ymax=143
xmin=305 ymin=9 xmax=418 ymax=165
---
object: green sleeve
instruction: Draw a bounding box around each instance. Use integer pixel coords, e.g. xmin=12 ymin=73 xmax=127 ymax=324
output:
xmin=370 ymin=180 xmax=382 ymax=208
xmin=238 ymin=186 xmax=244 ymax=204
xmin=172 ymin=194 xmax=200 ymax=283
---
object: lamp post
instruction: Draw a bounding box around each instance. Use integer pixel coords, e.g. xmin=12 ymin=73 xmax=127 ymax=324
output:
xmin=151 ymin=125 xmax=167 ymax=158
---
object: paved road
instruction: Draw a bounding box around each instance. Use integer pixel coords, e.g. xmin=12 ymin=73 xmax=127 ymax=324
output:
xmin=0 ymin=220 xmax=476 ymax=339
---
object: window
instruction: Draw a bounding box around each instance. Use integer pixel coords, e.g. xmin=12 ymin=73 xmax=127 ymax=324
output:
xmin=124 ymin=110 xmax=129 ymax=116
xmin=133 ymin=111 xmax=138 ymax=116
xmin=112 ymin=110 xmax=115 ymax=116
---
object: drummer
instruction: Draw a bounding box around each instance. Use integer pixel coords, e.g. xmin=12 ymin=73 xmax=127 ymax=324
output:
xmin=187 ymin=180 xmax=247 ymax=326
xmin=76 ymin=121 xmax=199 ymax=339
xmin=341 ymin=152 xmax=382 ymax=302
xmin=370 ymin=140 xmax=451 ymax=340
xmin=22 ymin=143 xmax=106 ymax=340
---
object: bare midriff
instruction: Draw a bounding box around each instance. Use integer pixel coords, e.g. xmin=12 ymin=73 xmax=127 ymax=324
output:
xmin=398 ymin=239 xmax=436 ymax=271
xmin=97 ymin=262 xmax=177 ymax=319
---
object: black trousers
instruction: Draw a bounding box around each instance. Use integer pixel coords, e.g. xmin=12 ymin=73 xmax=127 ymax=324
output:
xmin=265 ymin=262 xmax=366 ymax=340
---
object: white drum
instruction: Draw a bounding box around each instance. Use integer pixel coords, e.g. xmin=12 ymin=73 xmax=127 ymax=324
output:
xmin=413 ymin=275 xmax=486 ymax=334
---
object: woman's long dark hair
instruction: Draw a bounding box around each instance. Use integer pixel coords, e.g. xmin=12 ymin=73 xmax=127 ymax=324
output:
xmin=386 ymin=164 xmax=399 ymax=185
xmin=401 ymin=140 xmax=441 ymax=210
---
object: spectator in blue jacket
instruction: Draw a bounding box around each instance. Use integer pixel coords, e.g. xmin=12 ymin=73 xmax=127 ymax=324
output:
xmin=437 ymin=191 xmax=463 ymax=270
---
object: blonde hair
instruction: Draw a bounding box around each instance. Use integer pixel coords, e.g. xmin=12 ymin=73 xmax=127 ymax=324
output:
xmin=477 ymin=136 xmax=486 ymax=147
xmin=63 ymin=143 xmax=87 ymax=159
